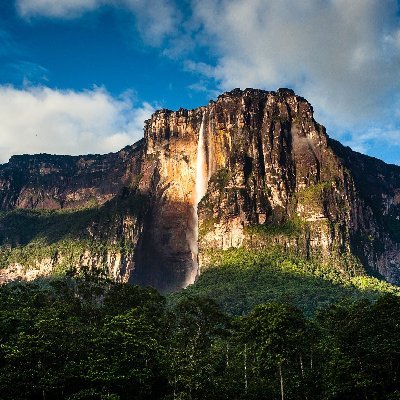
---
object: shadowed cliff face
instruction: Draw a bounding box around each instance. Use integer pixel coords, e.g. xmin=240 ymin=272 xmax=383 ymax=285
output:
xmin=329 ymin=139 xmax=400 ymax=282
xmin=133 ymin=109 xmax=206 ymax=291
xmin=137 ymin=88 xmax=400 ymax=289
xmin=0 ymin=142 xmax=145 ymax=285
xmin=0 ymin=141 xmax=144 ymax=210
xmin=0 ymin=88 xmax=399 ymax=290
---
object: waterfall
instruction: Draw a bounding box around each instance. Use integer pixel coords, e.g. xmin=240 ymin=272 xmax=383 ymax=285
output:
xmin=195 ymin=114 xmax=208 ymax=205
xmin=186 ymin=113 xmax=209 ymax=285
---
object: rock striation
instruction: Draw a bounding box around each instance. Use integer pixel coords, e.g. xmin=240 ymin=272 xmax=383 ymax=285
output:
xmin=0 ymin=88 xmax=399 ymax=291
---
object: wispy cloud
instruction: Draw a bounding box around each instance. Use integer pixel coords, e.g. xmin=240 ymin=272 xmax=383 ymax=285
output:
xmin=12 ymin=0 xmax=400 ymax=165
xmin=189 ymin=0 xmax=400 ymax=128
xmin=123 ymin=0 xmax=179 ymax=46
xmin=0 ymin=30 xmax=20 ymax=57
xmin=16 ymin=0 xmax=103 ymax=19
xmin=1 ymin=61 xmax=49 ymax=84
xmin=187 ymin=80 xmax=220 ymax=100
xmin=16 ymin=0 xmax=179 ymax=45
xmin=343 ymin=127 xmax=400 ymax=155
xmin=0 ymin=85 xmax=154 ymax=163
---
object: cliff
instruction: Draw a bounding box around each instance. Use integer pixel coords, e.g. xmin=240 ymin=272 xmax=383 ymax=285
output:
xmin=0 ymin=88 xmax=399 ymax=291
xmin=0 ymin=142 xmax=144 ymax=284
xmin=0 ymin=141 xmax=143 ymax=210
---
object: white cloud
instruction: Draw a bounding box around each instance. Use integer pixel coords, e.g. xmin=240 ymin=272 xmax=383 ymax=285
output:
xmin=343 ymin=127 xmax=400 ymax=154
xmin=13 ymin=0 xmax=400 ymax=164
xmin=189 ymin=0 xmax=400 ymax=129
xmin=16 ymin=0 xmax=178 ymax=45
xmin=16 ymin=0 xmax=102 ymax=18
xmin=16 ymin=0 xmax=400 ymax=127
xmin=0 ymin=85 xmax=154 ymax=163
xmin=122 ymin=0 xmax=178 ymax=46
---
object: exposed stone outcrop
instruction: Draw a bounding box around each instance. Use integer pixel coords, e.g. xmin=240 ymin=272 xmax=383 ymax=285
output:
xmin=0 ymin=142 xmax=144 ymax=286
xmin=0 ymin=88 xmax=399 ymax=290
xmin=137 ymin=88 xmax=400 ymax=287
xmin=0 ymin=141 xmax=143 ymax=210
xmin=197 ymin=89 xmax=355 ymax=269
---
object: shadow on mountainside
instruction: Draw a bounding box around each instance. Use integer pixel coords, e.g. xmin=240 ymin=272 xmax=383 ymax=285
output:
xmin=169 ymin=248 xmax=400 ymax=316
xmin=0 ymin=188 xmax=145 ymax=247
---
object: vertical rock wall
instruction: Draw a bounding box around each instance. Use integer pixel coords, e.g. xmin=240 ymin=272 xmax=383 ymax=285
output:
xmin=133 ymin=108 xmax=205 ymax=291
xmin=136 ymin=88 xmax=400 ymax=289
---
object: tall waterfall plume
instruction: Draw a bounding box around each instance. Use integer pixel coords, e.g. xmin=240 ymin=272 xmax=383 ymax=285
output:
xmin=195 ymin=114 xmax=209 ymax=205
xmin=186 ymin=113 xmax=209 ymax=286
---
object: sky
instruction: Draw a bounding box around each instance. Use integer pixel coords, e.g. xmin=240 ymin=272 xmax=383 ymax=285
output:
xmin=0 ymin=0 xmax=399 ymax=165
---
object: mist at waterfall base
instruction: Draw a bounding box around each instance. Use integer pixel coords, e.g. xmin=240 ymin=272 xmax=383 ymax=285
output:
xmin=185 ymin=113 xmax=209 ymax=287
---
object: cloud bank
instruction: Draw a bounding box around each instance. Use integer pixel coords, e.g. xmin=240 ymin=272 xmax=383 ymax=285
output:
xmin=0 ymin=86 xmax=154 ymax=163
xmin=191 ymin=0 xmax=400 ymax=125
xmin=187 ymin=0 xmax=400 ymax=163
xmin=13 ymin=0 xmax=400 ymax=164
xmin=16 ymin=0 xmax=400 ymax=125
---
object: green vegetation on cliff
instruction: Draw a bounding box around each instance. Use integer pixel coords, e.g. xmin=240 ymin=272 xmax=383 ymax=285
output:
xmin=171 ymin=248 xmax=400 ymax=316
xmin=0 ymin=191 xmax=144 ymax=276
xmin=243 ymin=217 xmax=303 ymax=237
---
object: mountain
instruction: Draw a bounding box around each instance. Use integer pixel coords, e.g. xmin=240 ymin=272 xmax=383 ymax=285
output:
xmin=0 ymin=88 xmax=399 ymax=292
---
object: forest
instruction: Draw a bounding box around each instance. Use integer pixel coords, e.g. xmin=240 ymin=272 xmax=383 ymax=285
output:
xmin=0 ymin=275 xmax=399 ymax=400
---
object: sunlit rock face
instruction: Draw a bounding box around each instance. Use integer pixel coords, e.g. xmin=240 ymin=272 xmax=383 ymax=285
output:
xmin=131 ymin=105 xmax=226 ymax=291
xmin=0 ymin=88 xmax=399 ymax=290
xmin=132 ymin=100 xmax=233 ymax=291
xmin=135 ymin=88 xmax=400 ymax=289
xmin=132 ymin=108 xmax=203 ymax=291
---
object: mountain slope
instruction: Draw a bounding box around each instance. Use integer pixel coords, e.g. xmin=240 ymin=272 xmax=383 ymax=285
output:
xmin=0 ymin=88 xmax=399 ymax=291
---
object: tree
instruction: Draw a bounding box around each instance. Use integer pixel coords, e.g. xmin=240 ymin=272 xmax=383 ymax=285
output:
xmin=167 ymin=297 xmax=231 ymax=399
xmin=236 ymin=302 xmax=313 ymax=400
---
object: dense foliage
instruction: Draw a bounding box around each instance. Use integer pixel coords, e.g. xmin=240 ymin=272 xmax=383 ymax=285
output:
xmin=171 ymin=248 xmax=400 ymax=316
xmin=0 ymin=277 xmax=399 ymax=400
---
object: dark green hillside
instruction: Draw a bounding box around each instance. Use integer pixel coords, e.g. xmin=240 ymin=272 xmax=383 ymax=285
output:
xmin=170 ymin=248 xmax=400 ymax=315
xmin=0 ymin=189 xmax=145 ymax=278
xmin=0 ymin=276 xmax=399 ymax=399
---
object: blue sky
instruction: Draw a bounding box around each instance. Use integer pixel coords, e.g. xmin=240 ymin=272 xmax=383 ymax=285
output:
xmin=0 ymin=0 xmax=399 ymax=165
